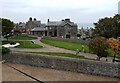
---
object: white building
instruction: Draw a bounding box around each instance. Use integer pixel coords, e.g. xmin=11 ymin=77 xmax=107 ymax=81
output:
xmin=118 ymin=1 xmax=120 ymax=14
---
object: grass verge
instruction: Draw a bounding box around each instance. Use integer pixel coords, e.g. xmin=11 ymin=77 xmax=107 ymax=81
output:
xmin=8 ymin=35 xmax=37 ymax=40
xmin=28 ymin=52 xmax=88 ymax=59
xmin=16 ymin=41 xmax=42 ymax=48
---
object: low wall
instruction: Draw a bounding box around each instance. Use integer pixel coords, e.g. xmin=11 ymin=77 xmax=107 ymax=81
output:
xmin=42 ymin=37 xmax=90 ymax=45
xmin=3 ymin=52 xmax=120 ymax=78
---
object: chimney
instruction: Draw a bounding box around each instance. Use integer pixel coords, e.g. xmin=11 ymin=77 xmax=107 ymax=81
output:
xmin=65 ymin=18 xmax=70 ymax=22
xmin=34 ymin=18 xmax=36 ymax=21
xmin=29 ymin=17 xmax=32 ymax=21
xmin=48 ymin=19 xmax=50 ymax=22
xmin=19 ymin=22 xmax=22 ymax=24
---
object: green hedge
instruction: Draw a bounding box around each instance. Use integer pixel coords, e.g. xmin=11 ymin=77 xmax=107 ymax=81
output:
xmin=2 ymin=47 xmax=10 ymax=55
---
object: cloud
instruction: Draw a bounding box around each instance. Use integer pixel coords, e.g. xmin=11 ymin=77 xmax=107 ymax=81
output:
xmin=1 ymin=0 xmax=120 ymax=23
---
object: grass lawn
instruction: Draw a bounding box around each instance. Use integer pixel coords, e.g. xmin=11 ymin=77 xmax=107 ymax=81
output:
xmin=16 ymin=41 xmax=42 ymax=48
xmin=8 ymin=35 xmax=37 ymax=40
xmin=2 ymin=35 xmax=41 ymax=48
xmin=41 ymin=39 xmax=120 ymax=59
xmin=107 ymin=49 xmax=120 ymax=59
xmin=41 ymin=39 xmax=90 ymax=53
xmin=2 ymin=40 xmax=42 ymax=48
xmin=29 ymin=52 xmax=88 ymax=59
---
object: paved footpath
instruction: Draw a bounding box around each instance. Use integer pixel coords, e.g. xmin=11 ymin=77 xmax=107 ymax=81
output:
xmin=2 ymin=62 xmax=119 ymax=81
xmin=10 ymin=37 xmax=114 ymax=62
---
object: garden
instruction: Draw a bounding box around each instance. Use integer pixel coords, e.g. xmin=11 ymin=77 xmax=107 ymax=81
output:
xmin=41 ymin=37 xmax=120 ymax=60
xmin=2 ymin=34 xmax=120 ymax=62
xmin=2 ymin=35 xmax=42 ymax=48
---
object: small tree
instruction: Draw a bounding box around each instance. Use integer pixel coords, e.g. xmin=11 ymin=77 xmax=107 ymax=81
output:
xmin=2 ymin=18 xmax=14 ymax=35
xmin=89 ymin=37 xmax=109 ymax=60
xmin=107 ymin=38 xmax=120 ymax=56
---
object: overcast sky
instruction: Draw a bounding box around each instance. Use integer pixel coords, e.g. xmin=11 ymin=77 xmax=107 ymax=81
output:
xmin=1 ymin=0 xmax=120 ymax=23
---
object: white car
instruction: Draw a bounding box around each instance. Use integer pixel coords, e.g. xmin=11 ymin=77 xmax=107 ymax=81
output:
xmin=2 ymin=43 xmax=20 ymax=48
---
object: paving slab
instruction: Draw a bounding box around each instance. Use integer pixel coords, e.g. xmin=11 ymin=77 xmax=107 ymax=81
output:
xmin=2 ymin=63 xmax=119 ymax=81
xmin=2 ymin=62 xmax=34 ymax=81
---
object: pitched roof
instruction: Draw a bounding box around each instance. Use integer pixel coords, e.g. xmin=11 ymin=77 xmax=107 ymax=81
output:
xmin=33 ymin=21 xmax=41 ymax=26
xmin=47 ymin=20 xmax=77 ymax=27
xmin=19 ymin=23 xmax=26 ymax=28
xmin=61 ymin=22 xmax=77 ymax=26
xmin=40 ymin=24 xmax=46 ymax=27
xmin=47 ymin=21 xmax=63 ymax=26
xmin=31 ymin=27 xmax=47 ymax=31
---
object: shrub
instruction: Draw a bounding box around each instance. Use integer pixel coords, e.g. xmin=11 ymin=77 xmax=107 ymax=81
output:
xmin=2 ymin=47 xmax=10 ymax=55
xmin=107 ymin=38 xmax=120 ymax=55
xmin=77 ymin=34 xmax=81 ymax=37
xmin=89 ymin=37 xmax=109 ymax=59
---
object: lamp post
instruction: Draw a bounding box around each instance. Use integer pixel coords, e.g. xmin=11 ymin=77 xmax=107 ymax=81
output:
xmin=113 ymin=51 xmax=116 ymax=62
xmin=113 ymin=37 xmax=120 ymax=62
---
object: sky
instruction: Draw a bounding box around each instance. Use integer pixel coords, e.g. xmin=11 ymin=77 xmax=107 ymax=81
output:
xmin=1 ymin=0 xmax=120 ymax=24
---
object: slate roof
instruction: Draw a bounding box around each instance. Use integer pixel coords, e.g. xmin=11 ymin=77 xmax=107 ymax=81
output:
xmin=47 ymin=21 xmax=62 ymax=26
xmin=40 ymin=24 xmax=46 ymax=27
xmin=19 ymin=23 xmax=26 ymax=28
xmin=33 ymin=21 xmax=41 ymax=26
xmin=47 ymin=20 xmax=77 ymax=27
xmin=31 ymin=27 xmax=47 ymax=31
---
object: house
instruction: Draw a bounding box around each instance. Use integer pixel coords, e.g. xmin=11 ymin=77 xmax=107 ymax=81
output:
xmin=16 ymin=17 xmax=78 ymax=38
xmin=26 ymin=17 xmax=47 ymax=36
xmin=46 ymin=18 xmax=78 ymax=38
xmin=30 ymin=27 xmax=47 ymax=36
xmin=14 ymin=22 xmax=26 ymax=34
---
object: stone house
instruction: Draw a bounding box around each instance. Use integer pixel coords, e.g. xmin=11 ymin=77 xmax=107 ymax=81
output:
xmin=17 ymin=17 xmax=78 ymax=38
xmin=30 ymin=27 xmax=47 ymax=36
xmin=26 ymin=17 xmax=47 ymax=36
xmin=46 ymin=18 xmax=78 ymax=38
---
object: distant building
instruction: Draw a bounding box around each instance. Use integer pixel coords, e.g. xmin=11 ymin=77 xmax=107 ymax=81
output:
xmin=14 ymin=22 xmax=26 ymax=34
xmin=118 ymin=1 xmax=120 ymax=14
xmin=46 ymin=18 xmax=78 ymax=38
xmin=78 ymin=27 xmax=93 ymax=38
xmin=15 ymin=17 xmax=78 ymax=38
xmin=26 ymin=17 xmax=47 ymax=36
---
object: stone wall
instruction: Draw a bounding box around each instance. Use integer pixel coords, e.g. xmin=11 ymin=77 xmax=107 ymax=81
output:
xmin=42 ymin=37 xmax=90 ymax=45
xmin=3 ymin=52 xmax=120 ymax=78
xmin=0 ymin=50 xmax=1 ymax=61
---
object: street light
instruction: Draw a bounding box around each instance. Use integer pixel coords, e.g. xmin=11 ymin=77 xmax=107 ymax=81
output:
xmin=113 ymin=37 xmax=120 ymax=62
